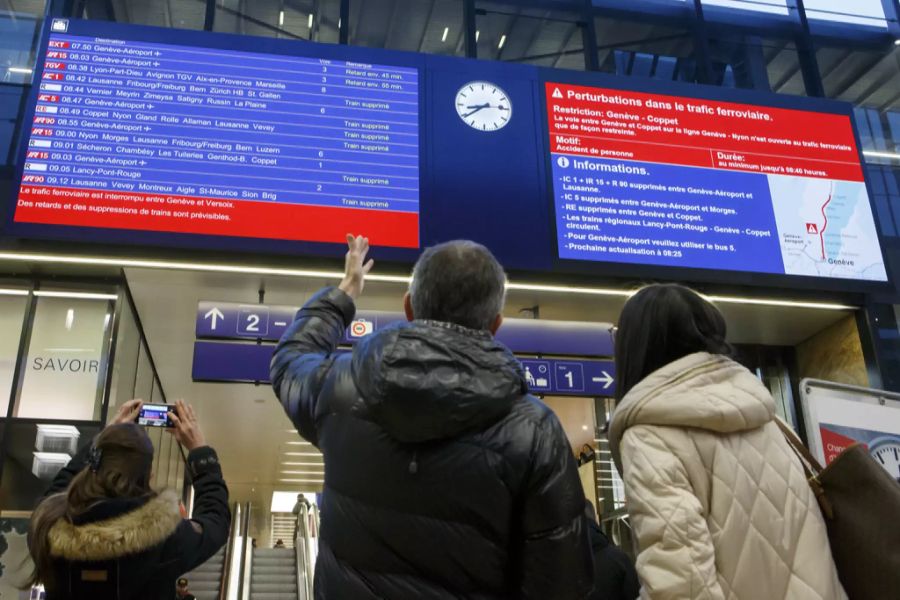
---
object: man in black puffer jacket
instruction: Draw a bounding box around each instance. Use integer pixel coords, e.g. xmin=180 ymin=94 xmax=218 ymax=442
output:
xmin=271 ymin=235 xmax=593 ymax=600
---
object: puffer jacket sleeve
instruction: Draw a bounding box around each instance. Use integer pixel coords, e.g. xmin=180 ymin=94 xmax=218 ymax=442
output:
xmin=164 ymin=446 xmax=231 ymax=575
xmin=270 ymin=287 xmax=355 ymax=446
xmin=517 ymin=409 xmax=594 ymax=599
xmin=620 ymin=425 xmax=724 ymax=600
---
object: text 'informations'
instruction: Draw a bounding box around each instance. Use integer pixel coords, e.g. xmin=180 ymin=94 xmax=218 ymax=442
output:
xmin=546 ymin=83 xmax=887 ymax=282
xmin=15 ymin=32 xmax=420 ymax=247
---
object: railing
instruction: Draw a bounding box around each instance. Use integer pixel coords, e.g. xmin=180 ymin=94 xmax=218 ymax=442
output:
xmin=239 ymin=503 xmax=253 ymax=600
xmin=218 ymin=502 xmax=241 ymax=600
xmin=294 ymin=503 xmax=320 ymax=600
xmin=222 ymin=502 xmax=252 ymax=600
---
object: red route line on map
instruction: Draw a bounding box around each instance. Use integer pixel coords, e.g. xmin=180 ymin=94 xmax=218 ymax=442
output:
xmin=820 ymin=189 xmax=833 ymax=260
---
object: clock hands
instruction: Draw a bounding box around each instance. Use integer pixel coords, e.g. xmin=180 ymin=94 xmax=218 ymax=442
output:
xmin=462 ymin=103 xmax=490 ymax=118
xmin=463 ymin=103 xmax=510 ymax=118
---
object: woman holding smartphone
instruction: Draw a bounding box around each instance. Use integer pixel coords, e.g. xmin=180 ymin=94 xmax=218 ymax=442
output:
xmin=25 ymin=399 xmax=230 ymax=599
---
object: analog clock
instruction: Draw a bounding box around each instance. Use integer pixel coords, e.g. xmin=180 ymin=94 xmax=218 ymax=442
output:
xmin=870 ymin=436 xmax=900 ymax=483
xmin=455 ymin=81 xmax=512 ymax=132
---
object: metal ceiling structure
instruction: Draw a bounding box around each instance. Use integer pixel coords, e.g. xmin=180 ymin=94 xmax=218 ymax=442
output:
xmin=51 ymin=0 xmax=898 ymax=113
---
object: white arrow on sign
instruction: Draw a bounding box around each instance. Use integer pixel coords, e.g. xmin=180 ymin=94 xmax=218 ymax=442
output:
xmin=592 ymin=371 xmax=614 ymax=389
xmin=204 ymin=307 xmax=224 ymax=330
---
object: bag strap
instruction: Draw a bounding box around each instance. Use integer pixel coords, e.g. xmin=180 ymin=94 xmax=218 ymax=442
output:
xmin=774 ymin=417 xmax=834 ymax=519
xmin=774 ymin=418 xmax=824 ymax=474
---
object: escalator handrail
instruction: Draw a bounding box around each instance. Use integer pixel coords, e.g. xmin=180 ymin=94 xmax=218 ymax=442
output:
xmin=295 ymin=504 xmax=316 ymax=599
xmin=238 ymin=502 xmax=253 ymax=600
xmin=218 ymin=501 xmax=241 ymax=600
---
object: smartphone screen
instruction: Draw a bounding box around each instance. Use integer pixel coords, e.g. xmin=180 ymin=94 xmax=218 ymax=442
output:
xmin=136 ymin=403 xmax=173 ymax=428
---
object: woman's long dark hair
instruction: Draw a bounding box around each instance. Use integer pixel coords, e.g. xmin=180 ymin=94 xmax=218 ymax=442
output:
xmin=26 ymin=423 xmax=155 ymax=587
xmin=615 ymin=284 xmax=733 ymax=401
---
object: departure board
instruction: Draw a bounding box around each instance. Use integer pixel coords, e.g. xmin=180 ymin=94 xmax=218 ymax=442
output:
xmin=14 ymin=25 xmax=420 ymax=248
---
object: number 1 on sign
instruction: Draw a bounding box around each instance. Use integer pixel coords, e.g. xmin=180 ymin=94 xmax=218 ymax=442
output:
xmin=564 ymin=371 xmax=573 ymax=388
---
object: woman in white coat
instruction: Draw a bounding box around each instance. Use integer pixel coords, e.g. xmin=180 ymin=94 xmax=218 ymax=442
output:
xmin=609 ymin=284 xmax=847 ymax=600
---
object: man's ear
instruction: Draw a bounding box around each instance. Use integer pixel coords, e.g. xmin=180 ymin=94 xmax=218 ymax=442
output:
xmin=403 ymin=292 xmax=414 ymax=322
xmin=489 ymin=314 xmax=503 ymax=335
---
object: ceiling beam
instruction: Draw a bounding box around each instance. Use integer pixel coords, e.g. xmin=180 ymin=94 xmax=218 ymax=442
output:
xmin=519 ymin=11 xmax=551 ymax=61
xmin=772 ymin=62 xmax=801 ymax=93
xmin=416 ymin=0 xmax=437 ymax=53
xmin=829 ymin=51 xmax=886 ymax=100
xmin=382 ymin=0 xmax=402 ymax=49
xmin=852 ymin=64 xmax=900 ymax=109
xmin=553 ymin=22 xmax=581 ymax=68
xmin=497 ymin=13 xmax=521 ymax=61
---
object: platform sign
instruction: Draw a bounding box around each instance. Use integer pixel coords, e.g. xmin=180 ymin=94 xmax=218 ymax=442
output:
xmin=194 ymin=341 xmax=616 ymax=396
xmin=196 ymin=301 xmax=615 ymax=356
xmin=197 ymin=301 xmax=295 ymax=340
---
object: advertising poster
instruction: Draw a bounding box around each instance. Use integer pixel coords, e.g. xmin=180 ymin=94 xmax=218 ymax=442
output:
xmin=802 ymin=380 xmax=900 ymax=484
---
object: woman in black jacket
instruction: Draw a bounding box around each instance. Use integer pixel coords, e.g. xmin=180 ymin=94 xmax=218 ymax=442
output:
xmin=26 ymin=399 xmax=230 ymax=599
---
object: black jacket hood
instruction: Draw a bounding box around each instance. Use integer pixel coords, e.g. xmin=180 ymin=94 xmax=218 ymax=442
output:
xmin=351 ymin=319 xmax=527 ymax=443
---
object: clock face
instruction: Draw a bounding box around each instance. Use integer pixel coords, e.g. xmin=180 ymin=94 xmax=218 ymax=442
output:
xmin=870 ymin=438 xmax=900 ymax=483
xmin=455 ymin=81 xmax=512 ymax=132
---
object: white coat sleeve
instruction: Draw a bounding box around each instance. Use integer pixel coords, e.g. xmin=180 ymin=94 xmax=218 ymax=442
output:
xmin=620 ymin=425 xmax=725 ymax=600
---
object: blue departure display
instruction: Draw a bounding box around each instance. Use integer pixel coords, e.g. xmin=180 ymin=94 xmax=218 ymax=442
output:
xmin=14 ymin=22 xmax=420 ymax=247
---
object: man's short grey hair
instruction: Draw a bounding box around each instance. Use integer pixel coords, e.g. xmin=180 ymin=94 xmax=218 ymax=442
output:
xmin=409 ymin=240 xmax=507 ymax=330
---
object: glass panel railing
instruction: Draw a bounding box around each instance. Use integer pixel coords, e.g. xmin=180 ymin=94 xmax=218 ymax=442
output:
xmin=294 ymin=503 xmax=319 ymax=599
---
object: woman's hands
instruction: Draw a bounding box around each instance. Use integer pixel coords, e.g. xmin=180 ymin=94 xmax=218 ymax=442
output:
xmin=110 ymin=398 xmax=143 ymax=426
xmin=167 ymin=399 xmax=207 ymax=451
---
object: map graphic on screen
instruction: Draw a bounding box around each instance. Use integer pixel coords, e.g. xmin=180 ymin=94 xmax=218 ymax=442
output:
xmin=546 ymin=82 xmax=887 ymax=282
xmin=14 ymin=28 xmax=420 ymax=248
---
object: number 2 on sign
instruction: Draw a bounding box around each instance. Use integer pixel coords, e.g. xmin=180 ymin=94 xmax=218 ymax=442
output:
xmin=245 ymin=314 xmax=260 ymax=332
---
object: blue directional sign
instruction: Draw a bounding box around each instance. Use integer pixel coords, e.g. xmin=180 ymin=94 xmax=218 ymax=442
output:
xmin=197 ymin=301 xmax=296 ymax=340
xmin=555 ymin=362 xmax=585 ymax=393
xmin=193 ymin=341 xmax=617 ymax=397
xmin=521 ymin=359 xmax=552 ymax=392
xmin=237 ymin=305 xmax=270 ymax=337
xmin=196 ymin=301 xmax=614 ymax=357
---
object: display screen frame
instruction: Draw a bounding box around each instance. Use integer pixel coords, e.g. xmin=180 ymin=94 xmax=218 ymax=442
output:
xmin=1 ymin=18 xmax=891 ymax=295
xmin=535 ymin=67 xmax=892 ymax=293
xmin=2 ymin=17 xmax=429 ymax=264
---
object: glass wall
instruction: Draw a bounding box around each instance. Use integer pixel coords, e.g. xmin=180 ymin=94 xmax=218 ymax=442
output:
xmin=477 ymin=2 xmax=586 ymax=70
xmin=594 ymin=14 xmax=698 ymax=82
xmin=215 ymin=0 xmax=341 ymax=44
xmin=0 ymin=291 xmax=28 ymax=415
xmin=0 ymin=281 xmax=177 ymax=516
xmin=350 ymin=0 xmax=463 ymax=55
xmin=105 ymin=0 xmax=206 ymax=29
xmin=706 ymin=33 xmax=806 ymax=94
xmin=13 ymin=295 xmax=114 ymax=421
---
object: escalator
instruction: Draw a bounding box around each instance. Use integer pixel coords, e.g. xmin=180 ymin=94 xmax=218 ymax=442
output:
xmin=184 ymin=546 xmax=226 ymax=600
xmin=222 ymin=501 xmax=319 ymax=600
xmin=249 ymin=548 xmax=300 ymax=599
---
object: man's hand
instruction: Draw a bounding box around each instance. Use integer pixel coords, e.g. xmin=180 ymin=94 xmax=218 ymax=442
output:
xmin=167 ymin=399 xmax=207 ymax=451
xmin=338 ymin=234 xmax=374 ymax=300
xmin=110 ymin=398 xmax=143 ymax=426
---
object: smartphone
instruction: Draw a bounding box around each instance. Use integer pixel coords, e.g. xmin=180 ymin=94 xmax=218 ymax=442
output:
xmin=136 ymin=403 xmax=174 ymax=428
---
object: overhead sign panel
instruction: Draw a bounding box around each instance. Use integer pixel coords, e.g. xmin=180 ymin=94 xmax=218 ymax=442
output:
xmin=193 ymin=341 xmax=616 ymax=396
xmin=546 ymin=82 xmax=887 ymax=283
xmin=195 ymin=301 xmax=615 ymax=357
